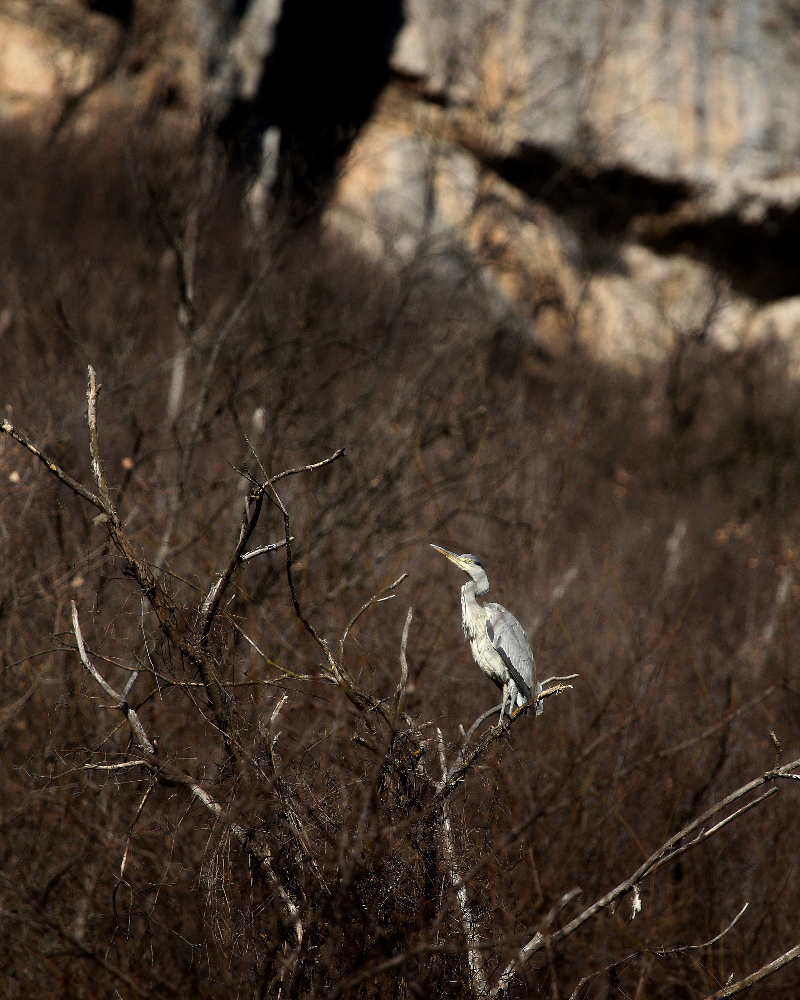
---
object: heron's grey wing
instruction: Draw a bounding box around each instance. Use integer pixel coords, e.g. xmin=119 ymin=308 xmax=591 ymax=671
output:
xmin=484 ymin=605 xmax=533 ymax=701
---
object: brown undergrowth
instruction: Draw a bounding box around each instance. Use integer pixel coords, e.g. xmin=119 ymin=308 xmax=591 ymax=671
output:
xmin=2 ymin=125 xmax=800 ymax=999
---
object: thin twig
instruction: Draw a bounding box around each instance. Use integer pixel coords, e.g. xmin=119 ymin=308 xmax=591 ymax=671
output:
xmin=614 ymin=688 xmax=776 ymax=783
xmin=230 ymin=619 xmax=315 ymax=680
xmin=240 ymin=536 xmax=292 ymax=562
xmin=86 ymin=366 xmax=111 ymax=509
xmin=84 ymin=760 xmax=147 ymax=771
xmin=566 ymin=904 xmax=749 ymax=1000
xmin=119 ymin=783 xmax=155 ymax=882
xmin=0 ymin=418 xmax=103 ymax=511
xmin=154 ymin=256 xmax=279 ymax=570
xmin=267 ymin=476 xmax=337 ymax=671
xmin=457 ymin=704 xmax=505 ymax=755
xmin=271 ymin=448 xmax=346 ymax=483
xmin=658 ymin=902 xmax=749 ymax=956
xmin=770 ymin=731 xmax=782 ymax=770
xmin=263 ymin=464 xmax=393 ymax=724
xmin=198 ymin=486 xmax=266 ymax=639
xmin=339 ymin=574 xmax=409 ymax=664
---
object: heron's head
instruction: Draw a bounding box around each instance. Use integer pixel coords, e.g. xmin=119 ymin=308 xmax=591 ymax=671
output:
xmin=430 ymin=544 xmax=490 ymax=595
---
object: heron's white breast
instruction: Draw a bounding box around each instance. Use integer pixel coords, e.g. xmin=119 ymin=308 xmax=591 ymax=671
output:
xmin=461 ymin=595 xmax=507 ymax=686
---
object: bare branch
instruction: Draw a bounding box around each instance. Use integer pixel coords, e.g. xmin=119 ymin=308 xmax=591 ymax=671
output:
xmin=230 ymin=619 xmax=315 ymax=680
xmin=198 ymin=486 xmax=266 ymax=639
xmin=0 ymin=418 xmax=103 ymax=511
xmin=703 ymin=940 xmax=800 ymax=998
xmin=154 ymin=255 xmax=280 ymax=570
xmin=86 ymin=366 xmax=111 ymax=509
xmin=441 ymin=683 xmax=573 ymax=796
xmin=240 ymin=536 xmax=292 ymax=562
xmin=72 ymin=601 xmax=155 ymax=755
xmin=614 ymin=688 xmax=776 ymax=783
xmin=80 ymin=744 xmax=304 ymax=946
xmin=119 ymin=783 xmax=155 ymax=883
xmin=566 ymin=904 xmax=749 ymax=1000
xmin=539 ymin=674 xmax=580 ymax=686
xmin=436 ymin=727 xmax=487 ymax=998
xmin=536 ymin=682 xmax=575 ymax=705
xmin=10 ymin=372 xmax=243 ymax=776
xmin=268 ymin=693 xmax=289 ymax=734
xmin=390 ymin=608 xmax=413 ymax=725
xmin=271 ymin=447 xmax=346 ymax=483
xmin=492 ymin=756 xmax=800 ymax=995
xmin=264 ymin=474 xmax=391 ymax=726
xmin=658 ymin=902 xmax=749 ymax=955
xmin=458 ymin=703 xmax=504 ymax=752
xmin=440 ymin=702 xmax=529 ymax=796
xmin=83 ymin=760 xmax=147 ymax=771
xmin=267 ymin=476 xmax=337 ymax=671
xmin=770 ymin=731 xmax=782 ymax=770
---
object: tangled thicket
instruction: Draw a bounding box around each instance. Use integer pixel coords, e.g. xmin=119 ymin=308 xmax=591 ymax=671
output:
xmin=3 ymin=125 xmax=800 ymax=1000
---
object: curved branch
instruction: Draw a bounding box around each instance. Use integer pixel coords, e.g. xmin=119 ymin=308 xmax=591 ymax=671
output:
xmin=567 ymin=903 xmax=750 ymax=1000
xmin=198 ymin=487 xmax=265 ymax=639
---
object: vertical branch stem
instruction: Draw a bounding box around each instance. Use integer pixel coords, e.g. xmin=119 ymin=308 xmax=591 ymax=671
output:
xmin=436 ymin=728 xmax=487 ymax=998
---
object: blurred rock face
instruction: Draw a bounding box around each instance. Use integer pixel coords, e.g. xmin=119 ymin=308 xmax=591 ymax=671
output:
xmin=5 ymin=0 xmax=800 ymax=373
xmin=0 ymin=0 xmax=209 ymax=139
xmin=328 ymin=0 xmax=800 ymax=374
xmin=391 ymin=0 xmax=800 ymax=221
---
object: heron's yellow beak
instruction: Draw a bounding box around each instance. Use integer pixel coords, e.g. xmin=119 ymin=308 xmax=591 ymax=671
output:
xmin=430 ymin=544 xmax=467 ymax=569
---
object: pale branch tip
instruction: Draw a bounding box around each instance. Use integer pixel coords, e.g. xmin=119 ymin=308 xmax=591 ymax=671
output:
xmin=86 ymin=365 xmax=112 ymax=509
xmin=770 ymin=730 xmax=782 ymax=769
xmin=240 ymin=536 xmax=292 ymax=563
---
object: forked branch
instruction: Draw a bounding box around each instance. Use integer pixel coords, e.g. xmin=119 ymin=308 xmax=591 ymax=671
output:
xmin=72 ymin=601 xmax=154 ymax=755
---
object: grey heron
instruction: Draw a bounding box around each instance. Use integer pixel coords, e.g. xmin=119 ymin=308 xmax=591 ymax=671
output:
xmin=431 ymin=544 xmax=542 ymax=722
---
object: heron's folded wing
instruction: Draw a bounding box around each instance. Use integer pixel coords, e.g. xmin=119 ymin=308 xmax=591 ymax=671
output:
xmin=485 ymin=608 xmax=533 ymax=701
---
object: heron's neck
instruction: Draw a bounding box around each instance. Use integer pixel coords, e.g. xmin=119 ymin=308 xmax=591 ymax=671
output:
xmin=462 ymin=578 xmax=489 ymax=602
xmin=460 ymin=579 xmax=488 ymax=641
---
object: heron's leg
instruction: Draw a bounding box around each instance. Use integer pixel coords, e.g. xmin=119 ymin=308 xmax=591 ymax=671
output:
xmin=499 ymin=683 xmax=508 ymax=725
